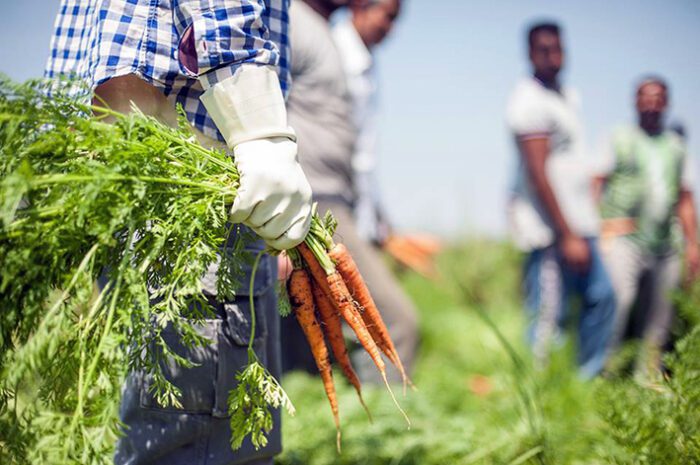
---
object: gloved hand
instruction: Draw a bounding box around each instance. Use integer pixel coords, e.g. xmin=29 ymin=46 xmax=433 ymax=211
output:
xmin=230 ymin=137 xmax=311 ymax=250
xmin=200 ymin=65 xmax=313 ymax=249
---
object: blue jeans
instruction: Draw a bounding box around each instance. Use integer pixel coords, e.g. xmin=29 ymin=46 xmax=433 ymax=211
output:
xmin=524 ymin=238 xmax=616 ymax=379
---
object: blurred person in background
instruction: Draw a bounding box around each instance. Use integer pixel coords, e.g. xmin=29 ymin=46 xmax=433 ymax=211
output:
xmin=280 ymin=0 xmax=418 ymax=384
xmin=332 ymin=0 xmax=423 ymax=381
xmin=594 ymin=77 xmax=699 ymax=377
xmin=332 ymin=0 xmax=397 ymax=246
xmin=506 ymin=21 xmax=616 ymax=379
xmin=334 ymin=0 xmax=441 ymax=280
xmin=46 ymin=1 xmax=313 ymax=463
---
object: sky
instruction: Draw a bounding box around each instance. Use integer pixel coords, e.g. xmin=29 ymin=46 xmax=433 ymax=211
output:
xmin=2 ymin=0 xmax=699 ymax=238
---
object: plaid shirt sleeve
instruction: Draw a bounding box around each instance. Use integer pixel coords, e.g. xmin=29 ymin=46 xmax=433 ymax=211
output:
xmin=46 ymin=0 xmax=290 ymax=140
xmin=174 ymin=0 xmax=290 ymax=93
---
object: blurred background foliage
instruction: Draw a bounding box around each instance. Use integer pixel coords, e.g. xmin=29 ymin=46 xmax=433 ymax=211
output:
xmin=277 ymin=239 xmax=700 ymax=465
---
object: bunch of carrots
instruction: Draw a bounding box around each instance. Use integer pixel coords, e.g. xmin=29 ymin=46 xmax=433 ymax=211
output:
xmin=286 ymin=213 xmax=412 ymax=451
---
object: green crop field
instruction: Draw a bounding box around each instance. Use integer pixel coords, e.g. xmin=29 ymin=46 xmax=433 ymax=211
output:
xmin=277 ymin=240 xmax=700 ymax=465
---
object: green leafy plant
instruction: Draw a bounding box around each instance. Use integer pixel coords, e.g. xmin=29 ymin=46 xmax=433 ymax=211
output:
xmin=597 ymin=326 xmax=700 ymax=464
xmin=0 ymin=78 xmax=292 ymax=463
xmin=228 ymin=251 xmax=296 ymax=451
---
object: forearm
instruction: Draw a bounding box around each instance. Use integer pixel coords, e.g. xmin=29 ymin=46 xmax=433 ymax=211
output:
xmin=678 ymin=190 xmax=698 ymax=246
xmin=531 ymin=171 xmax=573 ymax=237
xmin=592 ymin=176 xmax=607 ymax=206
xmin=521 ymin=138 xmax=574 ymax=238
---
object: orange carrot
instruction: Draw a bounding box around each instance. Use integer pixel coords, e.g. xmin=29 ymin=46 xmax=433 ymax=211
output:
xmin=298 ymin=244 xmax=383 ymax=368
xmin=325 ymin=271 xmax=385 ymax=370
xmin=298 ymin=241 xmax=410 ymax=427
xmin=288 ymin=268 xmax=341 ymax=451
xmin=298 ymin=242 xmax=334 ymax=293
xmin=329 ymin=243 xmax=412 ymax=391
xmin=312 ymin=283 xmax=372 ymax=422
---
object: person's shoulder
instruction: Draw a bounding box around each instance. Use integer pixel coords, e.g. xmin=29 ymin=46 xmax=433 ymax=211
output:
xmin=507 ymin=78 xmax=546 ymax=113
xmin=664 ymin=130 xmax=686 ymax=152
xmin=606 ymin=124 xmax=638 ymax=142
xmin=562 ymin=86 xmax=582 ymax=107
xmin=506 ymin=78 xmax=552 ymax=132
xmin=331 ymin=17 xmax=354 ymax=42
xmin=608 ymin=124 xmax=640 ymax=155
xmin=509 ymin=77 xmax=542 ymax=99
xmin=290 ymin=1 xmax=324 ymax=28
xmin=289 ymin=1 xmax=331 ymax=67
xmin=331 ymin=19 xmax=371 ymax=75
xmin=611 ymin=124 xmax=636 ymax=139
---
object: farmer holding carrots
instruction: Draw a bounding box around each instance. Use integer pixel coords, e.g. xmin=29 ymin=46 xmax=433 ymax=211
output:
xmin=593 ymin=78 xmax=699 ymax=376
xmin=506 ymin=22 xmax=616 ymax=378
xmin=46 ymin=1 xmax=312 ymax=464
xmin=282 ymin=0 xmax=418 ymax=384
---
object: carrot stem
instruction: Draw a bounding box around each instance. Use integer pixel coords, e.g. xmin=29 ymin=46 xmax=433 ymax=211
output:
xmin=382 ymin=372 xmax=411 ymax=429
xmin=248 ymin=249 xmax=266 ymax=355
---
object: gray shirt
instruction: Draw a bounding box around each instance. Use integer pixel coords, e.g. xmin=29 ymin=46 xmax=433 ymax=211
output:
xmin=287 ymin=1 xmax=357 ymax=204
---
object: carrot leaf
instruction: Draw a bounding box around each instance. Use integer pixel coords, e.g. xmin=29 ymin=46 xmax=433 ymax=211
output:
xmin=227 ymin=352 xmax=296 ymax=451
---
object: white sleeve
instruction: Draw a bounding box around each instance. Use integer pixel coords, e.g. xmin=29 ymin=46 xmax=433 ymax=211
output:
xmin=506 ymin=88 xmax=550 ymax=138
xmin=594 ymin=134 xmax=616 ymax=177
xmin=681 ymin=152 xmax=696 ymax=191
xmin=351 ymin=86 xmax=383 ymax=240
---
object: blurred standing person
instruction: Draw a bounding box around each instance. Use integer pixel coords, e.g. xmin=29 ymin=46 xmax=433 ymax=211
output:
xmin=332 ymin=0 xmax=421 ymax=378
xmin=284 ymin=0 xmax=418 ymax=383
xmin=333 ymin=0 xmax=398 ymax=244
xmin=333 ymin=1 xmax=440 ymax=279
xmin=506 ymin=22 xmax=616 ymax=378
xmin=595 ymin=78 xmax=699 ymax=376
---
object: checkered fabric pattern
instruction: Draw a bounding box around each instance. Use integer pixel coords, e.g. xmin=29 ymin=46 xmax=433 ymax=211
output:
xmin=45 ymin=0 xmax=290 ymax=141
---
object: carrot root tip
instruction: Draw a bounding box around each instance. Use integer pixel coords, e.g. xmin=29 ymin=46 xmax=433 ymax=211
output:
xmin=357 ymin=391 xmax=373 ymax=424
xmin=381 ymin=372 xmax=411 ymax=429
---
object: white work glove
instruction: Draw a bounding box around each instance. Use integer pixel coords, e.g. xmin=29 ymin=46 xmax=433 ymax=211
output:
xmin=229 ymin=137 xmax=311 ymax=249
xmin=200 ymin=65 xmax=312 ymax=249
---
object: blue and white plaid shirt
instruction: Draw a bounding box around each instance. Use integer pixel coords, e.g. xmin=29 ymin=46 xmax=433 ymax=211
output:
xmin=46 ymin=0 xmax=291 ymax=141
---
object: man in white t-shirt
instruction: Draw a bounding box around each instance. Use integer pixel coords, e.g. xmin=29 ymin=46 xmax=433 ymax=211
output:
xmin=506 ymin=22 xmax=616 ymax=378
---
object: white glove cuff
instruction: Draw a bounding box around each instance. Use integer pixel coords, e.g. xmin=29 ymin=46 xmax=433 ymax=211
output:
xmin=200 ymin=64 xmax=296 ymax=147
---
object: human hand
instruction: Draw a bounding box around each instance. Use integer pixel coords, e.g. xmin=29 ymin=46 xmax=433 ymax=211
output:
xmin=230 ymin=137 xmax=312 ymax=250
xmin=558 ymin=233 xmax=590 ymax=273
xmin=198 ymin=66 xmax=311 ymax=250
xmin=277 ymin=252 xmax=293 ymax=281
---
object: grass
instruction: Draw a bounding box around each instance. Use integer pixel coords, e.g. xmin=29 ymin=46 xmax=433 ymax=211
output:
xmin=276 ymin=239 xmax=699 ymax=465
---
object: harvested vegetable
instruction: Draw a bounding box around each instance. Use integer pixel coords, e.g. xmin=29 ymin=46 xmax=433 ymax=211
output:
xmin=287 ymin=266 xmax=341 ymax=452
xmin=329 ymin=242 xmax=412 ymax=392
xmin=0 ymin=79 xmax=408 ymax=463
xmin=297 ymin=224 xmax=411 ymax=428
xmin=311 ymin=279 xmax=372 ymax=422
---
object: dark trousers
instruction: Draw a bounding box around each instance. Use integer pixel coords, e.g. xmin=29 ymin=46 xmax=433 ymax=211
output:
xmin=524 ymin=238 xmax=616 ymax=378
xmin=115 ymin=246 xmax=281 ymax=465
